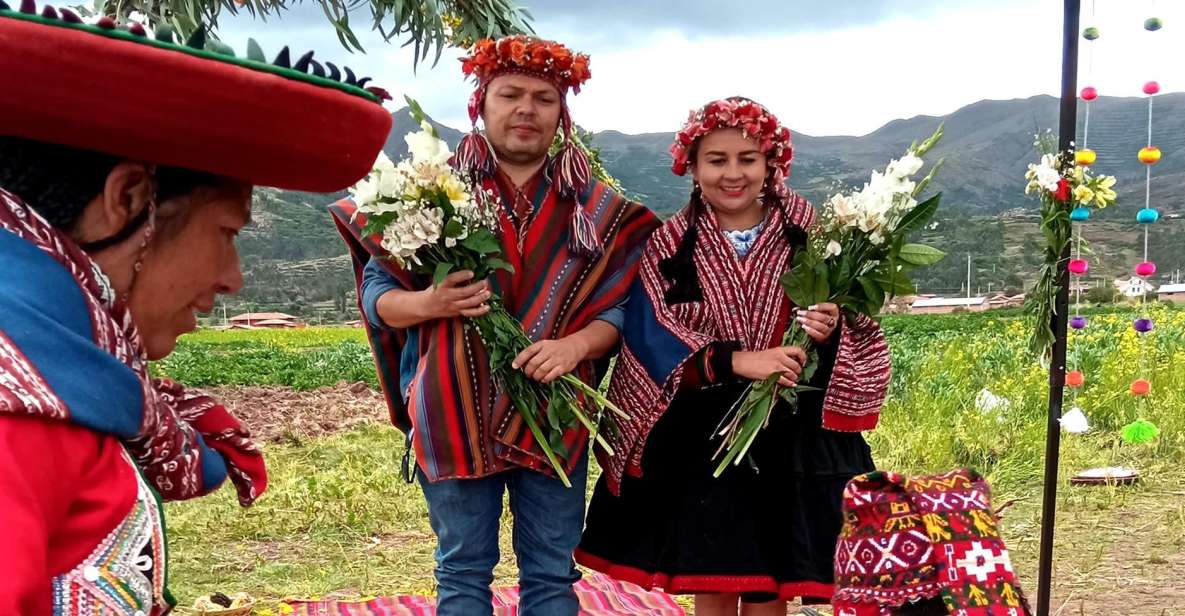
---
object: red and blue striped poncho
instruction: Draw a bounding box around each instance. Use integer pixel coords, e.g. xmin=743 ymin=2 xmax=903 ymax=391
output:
xmin=331 ymin=166 xmax=659 ymax=482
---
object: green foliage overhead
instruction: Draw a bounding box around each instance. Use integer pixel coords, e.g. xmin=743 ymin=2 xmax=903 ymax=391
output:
xmin=90 ymin=0 xmax=533 ymax=62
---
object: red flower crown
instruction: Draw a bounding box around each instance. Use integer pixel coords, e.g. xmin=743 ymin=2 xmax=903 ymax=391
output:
xmin=460 ymin=35 xmax=591 ymax=93
xmin=670 ymin=98 xmax=794 ymax=182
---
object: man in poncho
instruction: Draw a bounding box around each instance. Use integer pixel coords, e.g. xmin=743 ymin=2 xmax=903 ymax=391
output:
xmin=331 ymin=36 xmax=658 ymax=615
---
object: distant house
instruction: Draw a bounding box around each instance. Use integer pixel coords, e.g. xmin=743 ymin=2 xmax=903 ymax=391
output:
xmin=883 ymin=295 xmax=920 ymax=314
xmin=910 ymin=296 xmax=989 ymax=315
xmin=987 ymin=293 xmax=1025 ymax=310
xmin=228 ymin=312 xmax=304 ymax=329
xmin=1114 ymin=277 xmax=1156 ymax=299
xmin=1158 ymin=283 xmax=1185 ymax=303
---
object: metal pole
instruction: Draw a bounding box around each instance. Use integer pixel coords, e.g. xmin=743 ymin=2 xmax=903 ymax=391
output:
xmin=1036 ymin=1 xmax=1080 ymax=614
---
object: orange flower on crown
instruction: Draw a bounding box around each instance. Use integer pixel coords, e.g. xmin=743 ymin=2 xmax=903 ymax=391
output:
xmin=473 ymin=38 xmax=496 ymax=57
xmin=496 ymin=37 xmax=515 ymax=57
xmin=508 ymin=38 xmax=528 ymax=64
xmin=551 ymin=44 xmax=573 ymax=70
xmin=527 ymin=45 xmax=551 ymax=71
xmin=570 ymin=57 xmax=591 ymax=83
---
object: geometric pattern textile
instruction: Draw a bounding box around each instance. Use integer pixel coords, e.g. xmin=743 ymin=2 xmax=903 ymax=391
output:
xmin=833 ymin=468 xmax=1032 ymax=616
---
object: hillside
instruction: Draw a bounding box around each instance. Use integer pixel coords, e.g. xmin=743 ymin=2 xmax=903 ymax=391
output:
xmin=230 ymin=95 xmax=1185 ymax=316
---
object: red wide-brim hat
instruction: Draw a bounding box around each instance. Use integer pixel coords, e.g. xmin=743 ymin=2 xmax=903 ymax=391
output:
xmin=0 ymin=4 xmax=392 ymax=193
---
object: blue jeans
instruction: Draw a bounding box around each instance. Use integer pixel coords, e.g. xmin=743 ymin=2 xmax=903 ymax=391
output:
xmin=418 ymin=450 xmax=589 ymax=616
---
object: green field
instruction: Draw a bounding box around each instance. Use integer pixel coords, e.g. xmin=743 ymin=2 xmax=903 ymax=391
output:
xmin=159 ymin=308 xmax=1185 ymax=614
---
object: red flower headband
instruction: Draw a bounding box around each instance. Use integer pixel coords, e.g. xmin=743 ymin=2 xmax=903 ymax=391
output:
xmin=461 ymin=35 xmax=591 ymax=94
xmin=670 ymin=98 xmax=794 ymax=185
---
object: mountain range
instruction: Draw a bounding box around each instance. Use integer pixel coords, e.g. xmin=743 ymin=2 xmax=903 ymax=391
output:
xmin=231 ymin=94 xmax=1185 ymax=316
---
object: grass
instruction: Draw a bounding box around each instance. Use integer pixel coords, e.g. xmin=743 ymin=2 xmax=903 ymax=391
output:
xmin=167 ymin=425 xmax=439 ymax=601
xmin=153 ymin=327 xmax=376 ymax=390
xmin=160 ymin=307 xmax=1185 ymax=614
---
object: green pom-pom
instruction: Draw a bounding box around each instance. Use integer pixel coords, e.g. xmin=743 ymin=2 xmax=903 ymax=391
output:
xmin=1144 ymin=17 xmax=1163 ymax=31
xmin=246 ymin=38 xmax=266 ymax=62
xmin=1121 ymin=419 xmax=1160 ymax=445
xmin=1083 ymin=26 xmax=1100 ymax=40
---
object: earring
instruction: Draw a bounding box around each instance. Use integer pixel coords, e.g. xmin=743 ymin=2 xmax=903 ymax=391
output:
xmin=120 ymin=198 xmax=157 ymax=303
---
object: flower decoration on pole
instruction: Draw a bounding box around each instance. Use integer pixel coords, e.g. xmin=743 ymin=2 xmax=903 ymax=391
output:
xmin=1025 ymin=130 xmax=1118 ymax=362
xmin=712 ymin=125 xmax=947 ymax=476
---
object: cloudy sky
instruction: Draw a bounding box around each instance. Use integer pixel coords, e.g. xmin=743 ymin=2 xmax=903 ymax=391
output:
xmin=219 ymin=0 xmax=1183 ymax=136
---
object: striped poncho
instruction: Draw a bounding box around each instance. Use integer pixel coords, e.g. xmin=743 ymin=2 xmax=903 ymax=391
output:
xmin=332 ymin=166 xmax=658 ymax=481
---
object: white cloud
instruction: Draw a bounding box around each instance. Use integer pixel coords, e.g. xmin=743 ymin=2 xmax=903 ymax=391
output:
xmin=219 ymin=0 xmax=1184 ymax=136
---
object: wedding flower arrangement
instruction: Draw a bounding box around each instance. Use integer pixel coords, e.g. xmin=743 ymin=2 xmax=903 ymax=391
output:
xmin=713 ymin=126 xmax=947 ymax=476
xmin=1024 ymin=130 xmax=1118 ymax=361
xmin=350 ymin=98 xmax=621 ymax=486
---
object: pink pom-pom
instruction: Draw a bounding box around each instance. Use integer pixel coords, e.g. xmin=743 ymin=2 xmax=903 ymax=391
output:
xmin=1136 ymin=261 xmax=1157 ymax=277
xmin=1081 ymin=86 xmax=1098 ymax=101
xmin=1143 ymin=81 xmax=1160 ymax=95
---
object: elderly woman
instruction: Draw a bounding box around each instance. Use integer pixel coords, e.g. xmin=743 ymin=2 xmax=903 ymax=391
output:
xmin=0 ymin=6 xmax=390 ymax=614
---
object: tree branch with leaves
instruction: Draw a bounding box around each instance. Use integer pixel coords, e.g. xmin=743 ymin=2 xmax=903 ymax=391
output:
xmin=88 ymin=0 xmax=533 ymax=63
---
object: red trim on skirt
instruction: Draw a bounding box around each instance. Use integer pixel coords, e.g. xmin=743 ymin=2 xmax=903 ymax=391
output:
xmin=575 ymin=548 xmax=835 ymax=602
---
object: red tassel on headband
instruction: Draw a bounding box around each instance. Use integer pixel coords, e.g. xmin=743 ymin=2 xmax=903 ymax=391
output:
xmin=550 ymin=106 xmax=599 ymax=257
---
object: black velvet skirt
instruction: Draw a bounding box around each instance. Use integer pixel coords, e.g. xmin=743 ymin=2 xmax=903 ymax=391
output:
xmin=577 ymin=348 xmax=874 ymax=603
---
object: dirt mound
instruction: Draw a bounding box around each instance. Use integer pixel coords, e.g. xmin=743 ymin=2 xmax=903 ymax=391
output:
xmin=205 ymin=382 xmax=389 ymax=443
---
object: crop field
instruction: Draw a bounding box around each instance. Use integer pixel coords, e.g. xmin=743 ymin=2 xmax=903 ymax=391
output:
xmin=159 ymin=307 xmax=1185 ymax=615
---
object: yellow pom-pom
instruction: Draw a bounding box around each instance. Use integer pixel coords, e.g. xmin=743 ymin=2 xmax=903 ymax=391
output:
xmin=1138 ymin=146 xmax=1161 ymax=165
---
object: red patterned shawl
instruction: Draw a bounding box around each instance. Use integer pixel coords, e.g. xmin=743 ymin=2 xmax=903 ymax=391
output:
xmin=0 ymin=188 xmax=266 ymax=505
xmin=602 ymin=191 xmax=891 ymax=495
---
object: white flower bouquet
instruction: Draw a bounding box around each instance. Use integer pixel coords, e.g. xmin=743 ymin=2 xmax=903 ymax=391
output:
xmin=713 ymin=125 xmax=947 ymax=476
xmin=351 ymin=98 xmax=622 ymax=486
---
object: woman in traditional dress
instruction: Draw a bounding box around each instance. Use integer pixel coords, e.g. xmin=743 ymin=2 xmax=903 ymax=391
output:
xmin=0 ymin=6 xmax=390 ymax=613
xmin=576 ymin=97 xmax=892 ymax=616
